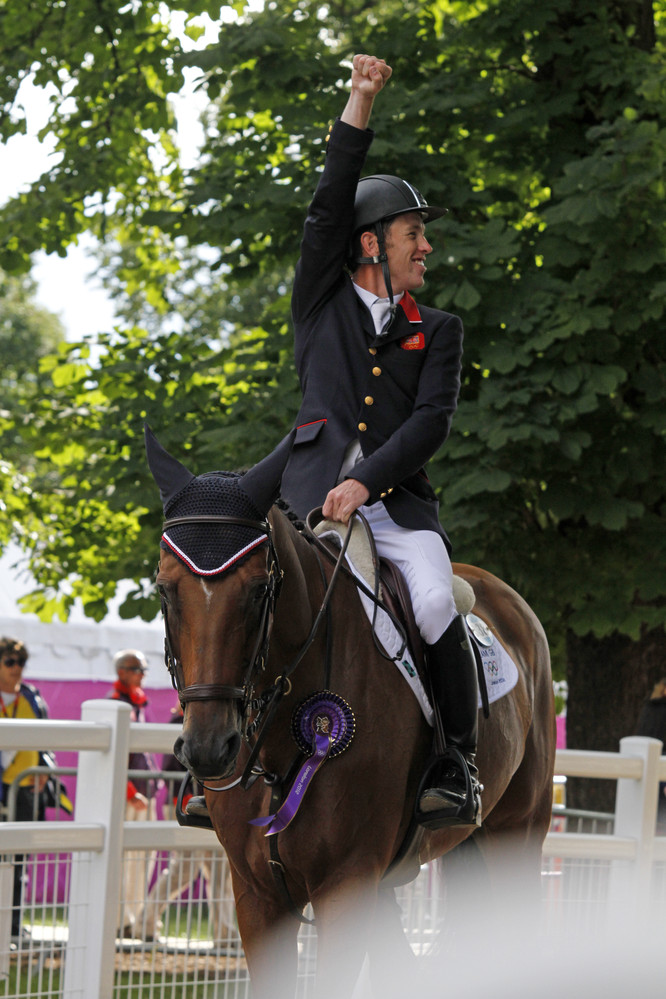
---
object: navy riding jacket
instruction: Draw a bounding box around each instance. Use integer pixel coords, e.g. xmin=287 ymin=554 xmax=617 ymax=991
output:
xmin=280 ymin=118 xmax=463 ymax=552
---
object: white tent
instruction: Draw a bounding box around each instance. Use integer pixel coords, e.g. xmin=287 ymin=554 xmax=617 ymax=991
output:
xmin=0 ymin=544 xmax=169 ymax=688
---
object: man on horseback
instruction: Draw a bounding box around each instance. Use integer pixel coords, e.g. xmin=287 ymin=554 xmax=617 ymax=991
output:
xmin=281 ymin=54 xmax=482 ymax=826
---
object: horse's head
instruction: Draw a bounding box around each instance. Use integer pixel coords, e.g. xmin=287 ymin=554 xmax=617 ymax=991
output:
xmin=145 ymin=425 xmax=293 ymax=781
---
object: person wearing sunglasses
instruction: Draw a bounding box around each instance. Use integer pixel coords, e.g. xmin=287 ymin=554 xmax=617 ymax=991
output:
xmin=0 ymin=636 xmax=72 ymax=944
xmin=108 ymin=648 xmax=159 ymax=939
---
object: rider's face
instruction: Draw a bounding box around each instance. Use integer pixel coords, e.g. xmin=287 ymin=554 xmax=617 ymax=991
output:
xmin=384 ymin=212 xmax=432 ymax=294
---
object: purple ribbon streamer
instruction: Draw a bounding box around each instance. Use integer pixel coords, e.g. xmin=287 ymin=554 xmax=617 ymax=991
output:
xmin=249 ymin=731 xmax=332 ymax=836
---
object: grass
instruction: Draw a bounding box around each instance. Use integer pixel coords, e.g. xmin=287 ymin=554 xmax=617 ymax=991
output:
xmin=0 ymin=967 xmax=248 ymax=999
xmin=2 ymin=903 xmax=248 ymax=999
xmin=114 ymin=978 xmax=249 ymax=999
xmin=0 ymin=954 xmax=62 ymax=998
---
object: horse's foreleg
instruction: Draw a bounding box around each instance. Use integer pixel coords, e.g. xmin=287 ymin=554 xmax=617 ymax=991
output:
xmin=311 ymin=880 xmax=417 ymax=999
xmin=311 ymin=881 xmax=376 ymax=999
xmin=466 ymin=822 xmax=547 ymax=941
xmin=234 ymin=889 xmax=300 ymax=999
xmin=367 ymin=885 xmax=419 ymax=999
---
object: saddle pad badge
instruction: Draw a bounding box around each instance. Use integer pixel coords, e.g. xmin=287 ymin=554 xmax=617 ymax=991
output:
xmin=466 ymin=612 xmax=494 ymax=646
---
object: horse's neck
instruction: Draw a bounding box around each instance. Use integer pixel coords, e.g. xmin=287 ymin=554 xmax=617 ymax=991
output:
xmin=269 ymin=508 xmax=323 ymax=653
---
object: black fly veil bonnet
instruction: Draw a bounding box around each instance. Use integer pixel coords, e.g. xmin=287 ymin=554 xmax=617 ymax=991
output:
xmin=145 ymin=425 xmax=295 ymax=576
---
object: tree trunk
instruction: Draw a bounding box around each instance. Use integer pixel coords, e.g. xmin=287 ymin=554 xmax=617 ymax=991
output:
xmin=614 ymin=0 xmax=656 ymax=51
xmin=565 ymin=626 xmax=666 ymax=814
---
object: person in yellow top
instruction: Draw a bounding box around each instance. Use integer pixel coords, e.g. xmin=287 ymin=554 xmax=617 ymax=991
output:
xmin=0 ymin=636 xmax=70 ymax=942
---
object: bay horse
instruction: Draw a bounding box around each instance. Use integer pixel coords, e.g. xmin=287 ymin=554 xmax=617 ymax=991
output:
xmin=146 ymin=426 xmax=556 ymax=998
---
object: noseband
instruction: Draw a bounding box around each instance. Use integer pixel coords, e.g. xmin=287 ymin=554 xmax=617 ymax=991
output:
xmin=159 ymin=514 xmax=283 ymax=713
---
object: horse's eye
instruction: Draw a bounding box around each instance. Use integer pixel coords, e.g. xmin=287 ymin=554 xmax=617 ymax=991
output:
xmin=157 ymin=582 xmax=174 ymax=605
xmin=252 ymin=582 xmax=269 ymax=604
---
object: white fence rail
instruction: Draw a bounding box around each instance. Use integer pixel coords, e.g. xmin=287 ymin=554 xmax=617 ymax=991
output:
xmin=546 ymin=741 xmax=666 ymax=872
xmin=1 ymin=699 xmax=665 ymax=998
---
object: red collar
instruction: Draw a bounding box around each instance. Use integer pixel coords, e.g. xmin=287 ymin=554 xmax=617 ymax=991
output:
xmin=399 ymin=292 xmax=421 ymax=324
xmin=112 ymin=679 xmax=148 ymax=707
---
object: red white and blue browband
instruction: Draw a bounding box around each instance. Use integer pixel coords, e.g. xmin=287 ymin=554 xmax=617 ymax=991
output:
xmin=161 ymin=530 xmax=268 ymax=577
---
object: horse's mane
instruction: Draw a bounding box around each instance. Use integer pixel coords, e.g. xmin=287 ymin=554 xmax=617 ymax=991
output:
xmin=274 ymin=496 xmax=305 ymax=533
xmin=230 ymin=466 xmax=305 ymax=533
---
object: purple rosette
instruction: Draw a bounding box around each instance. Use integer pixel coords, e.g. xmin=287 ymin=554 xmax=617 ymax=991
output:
xmin=292 ymin=690 xmax=355 ymax=759
xmin=249 ymin=691 xmax=355 ymax=836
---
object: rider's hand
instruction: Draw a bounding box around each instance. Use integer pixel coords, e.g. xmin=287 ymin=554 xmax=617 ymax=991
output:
xmin=322 ymin=479 xmax=370 ymax=523
xmin=341 ymin=55 xmax=392 ymax=130
xmin=350 ymin=54 xmax=392 ymax=97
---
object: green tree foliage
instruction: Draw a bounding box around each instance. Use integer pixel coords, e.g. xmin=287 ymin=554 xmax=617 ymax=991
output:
xmin=0 ymin=0 xmax=664 ymax=774
xmin=0 ymin=271 xmax=64 ymax=584
xmin=0 ymin=269 xmax=65 ymax=399
xmin=0 ymin=0 xmax=191 ymax=267
xmin=425 ymin=2 xmax=666 ymax=646
xmin=0 ymin=269 xmax=65 ymax=545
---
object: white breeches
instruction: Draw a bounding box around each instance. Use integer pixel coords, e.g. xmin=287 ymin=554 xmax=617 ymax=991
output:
xmin=360 ymin=501 xmax=456 ymax=645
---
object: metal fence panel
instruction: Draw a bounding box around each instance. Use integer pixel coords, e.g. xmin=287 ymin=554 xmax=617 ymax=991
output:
xmin=2 ymin=708 xmax=666 ymax=998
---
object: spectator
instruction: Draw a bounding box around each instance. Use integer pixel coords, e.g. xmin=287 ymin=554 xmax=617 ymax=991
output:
xmin=108 ymin=648 xmax=159 ymax=938
xmin=138 ymin=706 xmax=235 ymax=947
xmin=0 ymin=636 xmax=71 ymax=944
xmin=635 ymin=678 xmax=666 ymax=832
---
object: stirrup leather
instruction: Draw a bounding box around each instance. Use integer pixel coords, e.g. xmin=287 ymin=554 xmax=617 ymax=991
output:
xmin=415 ymin=747 xmax=482 ymax=831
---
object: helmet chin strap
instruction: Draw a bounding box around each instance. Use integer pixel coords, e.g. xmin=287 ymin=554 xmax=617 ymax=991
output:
xmin=354 ymin=223 xmax=397 ymax=335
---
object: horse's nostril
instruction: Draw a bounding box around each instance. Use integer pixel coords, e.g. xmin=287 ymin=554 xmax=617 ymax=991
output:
xmin=174 ymin=728 xmax=241 ymax=780
xmin=173 ymin=735 xmax=187 ymax=765
xmin=228 ymin=731 xmax=241 ymax=762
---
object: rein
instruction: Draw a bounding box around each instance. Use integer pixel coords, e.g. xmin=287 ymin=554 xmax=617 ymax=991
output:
xmin=305 ymin=508 xmax=409 ymax=661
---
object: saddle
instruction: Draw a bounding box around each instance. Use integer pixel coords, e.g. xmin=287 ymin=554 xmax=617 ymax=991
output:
xmin=378 ymin=556 xmax=426 ymax=676
xmin=310 ymin=513 xmax=476 ymax=685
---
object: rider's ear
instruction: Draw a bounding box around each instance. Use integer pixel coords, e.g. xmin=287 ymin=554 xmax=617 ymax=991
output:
xmin=359 ymin=229 xmax=379 ymax=258
xmin=239 ymin=429 xmax=296 ymax=516
xmin=144 ymin=423 xmax=195 ymax=511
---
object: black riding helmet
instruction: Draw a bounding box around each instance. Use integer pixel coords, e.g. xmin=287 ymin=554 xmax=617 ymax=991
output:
xmin=350 ymin=175 xmax=447 ymax=334
xmin=353 ymin=174 xmax=447 ymax=235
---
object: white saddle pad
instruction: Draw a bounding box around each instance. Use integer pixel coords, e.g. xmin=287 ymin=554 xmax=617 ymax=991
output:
xmin=314 ymin=521 xmax=519 ymax=725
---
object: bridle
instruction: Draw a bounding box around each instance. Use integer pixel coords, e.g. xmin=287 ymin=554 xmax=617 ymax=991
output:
xmin=160 ymin=514 xmax=283 ymax=718
xmin=159 ymin=508 xmax=405 ymax=791
xmin=159 ymin=508 xmax=361 ymax=785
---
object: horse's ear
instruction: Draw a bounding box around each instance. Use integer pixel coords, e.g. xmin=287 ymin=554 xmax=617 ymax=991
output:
xmin=144 ymin=423 xmax=195 ymax=511
xmin=239 ymin=430 xmax=296 ymax=516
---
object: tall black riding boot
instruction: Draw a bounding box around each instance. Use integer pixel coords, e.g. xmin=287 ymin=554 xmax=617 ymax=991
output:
xmin=416 ymin=614 xmax=482 ymax=828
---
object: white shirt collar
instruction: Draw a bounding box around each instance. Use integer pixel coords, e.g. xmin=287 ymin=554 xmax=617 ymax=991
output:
xmin=353 ymin=283 xmax=404 ymax=336
xmin=352 ymin=282 xmax=404 ymax=310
